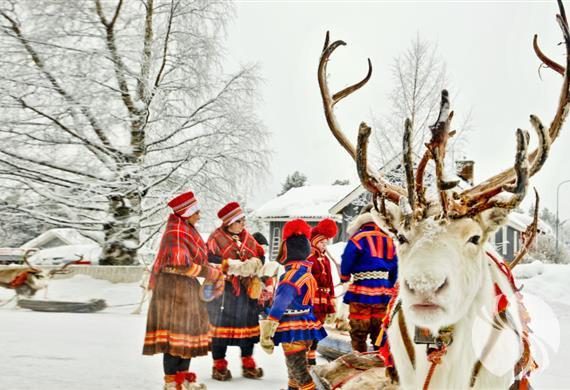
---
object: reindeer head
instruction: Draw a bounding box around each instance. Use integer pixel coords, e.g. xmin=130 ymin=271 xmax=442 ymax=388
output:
xmin=318 ymin=0 xmax=569 ymax=332
xmin=1 ymin=250 xmax=75 ymax=297
xmin=364 ymin=202 xmax=510 ymax=331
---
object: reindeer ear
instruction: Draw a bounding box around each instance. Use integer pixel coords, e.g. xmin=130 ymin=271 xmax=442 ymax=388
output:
xmin=370 ymin=202 xmax=402 ymax=233
xmin=479 ymin=208 xmax=510 ymax=235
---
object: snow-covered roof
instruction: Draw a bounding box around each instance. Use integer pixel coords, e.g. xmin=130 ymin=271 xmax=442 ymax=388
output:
xmin=29 ymin=244 xmax=102 ymax=265
xmin=22 ymin=228 xmax=99 ymax=249
xmin=507 ymin=212 xmax=553 ymax=235
xmin=254 ymin=185 xmax=352 ymax=220
xmin=329 ymin=185 xmax=367 ymax=215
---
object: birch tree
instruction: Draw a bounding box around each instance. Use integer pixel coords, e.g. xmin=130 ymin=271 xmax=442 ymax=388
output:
xmin=373 ymin=34 xmax=470 ymax=167
xmin=0 ymin=0 xmax=268 ymax=264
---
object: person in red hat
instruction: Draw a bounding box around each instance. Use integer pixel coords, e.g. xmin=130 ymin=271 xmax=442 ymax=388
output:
xmin=206 ymin=202 xmax=265 ymax=381
xmin=143 ymin=191 xmax=224 ymax=390
xmin=306 ymin=218 xmax=338 ymax=365
xmin=259 ymin=218 xmax=327 ymax=390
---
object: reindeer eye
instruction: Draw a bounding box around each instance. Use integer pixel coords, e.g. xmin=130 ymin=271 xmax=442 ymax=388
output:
xmin=467 ymin=235 xmax=481 ymax=245
xmin=397 ymin=234 xmax=409 ymax=245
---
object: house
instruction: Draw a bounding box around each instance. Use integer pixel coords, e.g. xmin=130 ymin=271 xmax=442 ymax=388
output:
xmin=328 ymin=185 xmax=370 ymax=240
xmin=20 ymin=228 xmax=103 ymax=265
xmin=492 ymin=211 xmax=553 ymax=262
xmin=253 ymin=185 xmax=353 ymax=260
xmin=21 ymin=228 xmax=101 ymax=249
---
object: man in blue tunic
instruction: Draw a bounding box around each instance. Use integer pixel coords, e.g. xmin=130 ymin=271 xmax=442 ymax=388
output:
xmin=341 ymin=206 xmax=398 ymax=353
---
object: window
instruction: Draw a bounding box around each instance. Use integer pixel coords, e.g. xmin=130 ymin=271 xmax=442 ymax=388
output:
xmin=271 ymin=226 xmax=281 ymax=261
xmin=501 ymin=226 xmax=509 ymax=256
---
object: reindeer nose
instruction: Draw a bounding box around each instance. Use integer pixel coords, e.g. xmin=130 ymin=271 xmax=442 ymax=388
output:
xmin=404 ymin=274 xmax=448 ymax=296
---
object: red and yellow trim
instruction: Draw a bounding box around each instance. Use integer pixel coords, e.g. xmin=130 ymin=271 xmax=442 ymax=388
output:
xmin=307 ymin=349 xmax=317 ymax=360
xmin=276 ymin=320 xmax=322 ymax=332
xmin=350 ymin=229 xmax=396 ymax=260
xmin=144 ymin=330 xmax=210 ymax=349
xmin=210 ymin=325 xmax=260 ymax=339
xmin=347 ymin=284 xmax=395 ymax=296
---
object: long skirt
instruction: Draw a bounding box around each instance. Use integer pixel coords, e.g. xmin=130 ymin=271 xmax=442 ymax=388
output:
xmin=143 ymin=273 xmax=211 ymax=359
xmin=207 ymin=279 xmax=260 ymax=347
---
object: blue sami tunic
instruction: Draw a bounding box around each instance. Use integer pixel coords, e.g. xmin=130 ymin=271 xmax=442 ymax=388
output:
xmin=268 ymin=260 xmax=327 ymax=345
xmin=341 ymin=223 xmax=398 ymax=305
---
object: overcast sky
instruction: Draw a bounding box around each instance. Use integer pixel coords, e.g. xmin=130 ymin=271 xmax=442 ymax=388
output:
xmin=224 ymin=0 xmax=570 ymax=222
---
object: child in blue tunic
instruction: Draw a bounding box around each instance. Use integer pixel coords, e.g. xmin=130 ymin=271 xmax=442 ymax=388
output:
xmin=260 ymin=219 xmax=327 ymax=390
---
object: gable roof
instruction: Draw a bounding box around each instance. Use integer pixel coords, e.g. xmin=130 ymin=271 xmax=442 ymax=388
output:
xmin=253 ymin=185 xmax=352 ymax=221
xmin=507 ymin=212 xmax=553 ymax=235
xmin=21 ymin=228 xmax=100 ymax=249
xmin=328 ymin=185 xmax=367 ymax=215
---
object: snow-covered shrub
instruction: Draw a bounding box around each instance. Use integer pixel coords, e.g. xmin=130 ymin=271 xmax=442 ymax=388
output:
xmin=528 ymin=234 xmax=570 ymax=264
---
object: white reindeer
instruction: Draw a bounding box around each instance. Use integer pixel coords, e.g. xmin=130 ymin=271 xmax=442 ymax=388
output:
xmin=316 ymin=1 xmax=569 ymax=388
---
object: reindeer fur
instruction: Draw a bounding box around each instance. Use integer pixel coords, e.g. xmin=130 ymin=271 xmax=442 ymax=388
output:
xmin=369 ymin=206 xmax=524 ymax=389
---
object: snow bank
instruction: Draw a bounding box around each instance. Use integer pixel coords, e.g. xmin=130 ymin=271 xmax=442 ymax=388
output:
xmin=512 ymin=260 xmax=545 ymax=279
xmin=519 ymin=264 xmax=570 ymax=307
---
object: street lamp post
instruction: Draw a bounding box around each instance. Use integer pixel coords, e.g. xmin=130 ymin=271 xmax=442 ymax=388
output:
xmin=556 ymin=180 xmax=570 ymax=257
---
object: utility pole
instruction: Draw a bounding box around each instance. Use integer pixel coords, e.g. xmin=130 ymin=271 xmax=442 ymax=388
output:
xmin=556 ymin=180 xmax=570 ymax=258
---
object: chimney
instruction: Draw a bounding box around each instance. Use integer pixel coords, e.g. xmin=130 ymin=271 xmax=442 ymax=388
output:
xmin=455 ymin=160 xmax=474 ymax=185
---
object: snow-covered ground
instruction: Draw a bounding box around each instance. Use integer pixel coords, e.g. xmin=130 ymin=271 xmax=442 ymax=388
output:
xmin=1 ymin=264 xmax=569 ymax=389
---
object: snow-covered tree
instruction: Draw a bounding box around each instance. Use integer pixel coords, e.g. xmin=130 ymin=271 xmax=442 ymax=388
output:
xmin=279 ymin=171 xmax=307 ymax=195
xmin=372 ymin=34 xmax=470 ymax=167
xmin=0 ymin=0 xmax=268 ymax=264
xmin=0 ymin=180 xmax=56 ymax=246
xmin=528 ymin=234 xmax=570 ymax=264
xmin=540 ymin=207 xmax=557 ymax=229
xmin=332 ymin=179 xmax=350 ymax=185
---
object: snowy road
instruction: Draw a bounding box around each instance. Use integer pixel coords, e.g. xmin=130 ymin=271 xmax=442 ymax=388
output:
xmin=0 ymin=309 xmax=292 ymax=390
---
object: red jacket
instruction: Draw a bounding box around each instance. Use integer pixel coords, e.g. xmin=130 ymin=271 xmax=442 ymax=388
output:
xmin=307 ymin=249 xmax=336 ymax=322
xmin=149 ymin=214 xmax=217 ymax=289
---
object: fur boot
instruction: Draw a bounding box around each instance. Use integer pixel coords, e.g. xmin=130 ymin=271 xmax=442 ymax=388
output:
xmin=163 ymin=375 xmax=179 ymax=390
xmin=242 ymin=356 xmax=263 ymax=379
xmin=349 ymin=318 xmax=371 ymax=353
xmin=212 ymin=359 xmax=232 ymax=381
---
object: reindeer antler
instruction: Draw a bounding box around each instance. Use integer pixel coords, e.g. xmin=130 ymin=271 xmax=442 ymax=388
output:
xmin=48 ymin=259 xmax=78 ymax=277
xmin=22 ymin=249 xmax=40 ymax=272
xmin=423 ymin=91 xmax=460 ymax=218
xmin=318 ymin=31 xmax=406 ymax=205
xmin=319 ymin=1 xmax=568 ymax=226
xmin=453 ymin=0 xmax=570 ymax=218
xmin=509 ymin=188 xmax=540 ymax=269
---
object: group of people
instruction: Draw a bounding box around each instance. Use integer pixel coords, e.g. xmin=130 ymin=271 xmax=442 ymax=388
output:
xmin=143 ymin=191 xmax=399 ymax=390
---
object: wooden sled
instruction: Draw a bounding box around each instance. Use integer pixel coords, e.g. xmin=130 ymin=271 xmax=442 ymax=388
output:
xmin=312 ymin=351 xmax=398 ymax=390
xmin=17 ymin=298 xmax=107 ymax=313
xmin=317 ymin=326 xmax=353 ymax=361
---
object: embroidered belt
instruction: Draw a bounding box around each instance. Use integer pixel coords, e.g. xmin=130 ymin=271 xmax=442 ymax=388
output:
xmin=353 ymin=271 xmax=389 ymax=281
xmin=284 ymin=309 xmax=310 ymax=316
